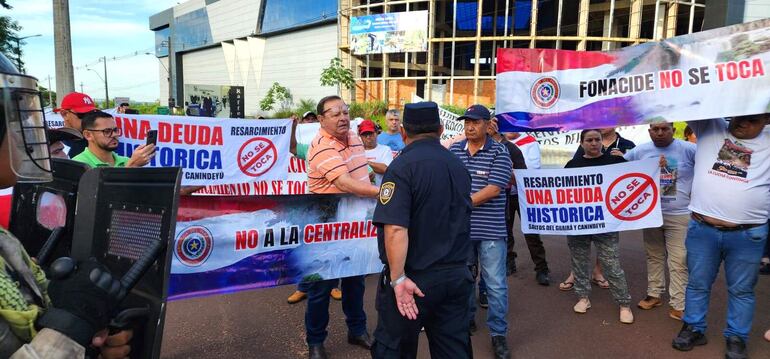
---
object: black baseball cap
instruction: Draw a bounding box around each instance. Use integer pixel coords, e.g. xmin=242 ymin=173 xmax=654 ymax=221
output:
xmin=46 ymin=127 xmax=83 ymax=144
xmin=458 ymin=104 xmax=491 ymax=121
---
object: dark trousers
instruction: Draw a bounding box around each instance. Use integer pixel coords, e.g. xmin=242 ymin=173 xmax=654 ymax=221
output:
xmin=371 ymin=267 xmax=473 ymax=359
xmin=305 ymin=276 xmax=367 ymax=345
xmin=506 ymin=192 xmax=549 ymax=272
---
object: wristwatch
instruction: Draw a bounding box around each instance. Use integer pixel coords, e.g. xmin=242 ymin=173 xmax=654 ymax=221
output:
xmin=389 ymin=274 xmax=407 ymax=288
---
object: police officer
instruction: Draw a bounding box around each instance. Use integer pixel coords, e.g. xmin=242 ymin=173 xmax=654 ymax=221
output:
xmin=0 ymin=52 xmax=130 ymax=358
xmin=371 ymin=102 xmax=474 ymax=358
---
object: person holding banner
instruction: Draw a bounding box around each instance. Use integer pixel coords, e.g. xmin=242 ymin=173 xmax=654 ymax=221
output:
xmin=304 ymin=96 xmax=379 ymax=359
xmin=565 ymin=129 xmax=634 ymax=324
xmin=562 ymin=127 xmax=635 ymax=291
xmin=672 ymin=114 xmax=770 ymax=359
xmin=624 ymin=123 xmax=696 ymax=321
xmin=287 ymin=114 xmax=343 ymax=305
xmin=449 ymin=104 xmax=513 ymax=359
xmin=572 ymin=127 xmax=636 ymax=159
xmin=371 ymin=101 xmax=474 ymax=359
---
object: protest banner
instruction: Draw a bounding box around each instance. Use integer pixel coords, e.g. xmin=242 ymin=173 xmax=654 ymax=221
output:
xmin=496 ymin=18 xmax=770 ymax=132
xmin=169 ymin=194 xmax=381 ymax=300
xmin=515 ymin=158 xmax=662 ymax=235
xmin=110 ymin=113 xmax=291 ymax=186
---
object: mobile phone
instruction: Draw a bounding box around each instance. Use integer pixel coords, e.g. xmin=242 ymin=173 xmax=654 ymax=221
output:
xmin=146 ymin=130 xmax=158 ymax=146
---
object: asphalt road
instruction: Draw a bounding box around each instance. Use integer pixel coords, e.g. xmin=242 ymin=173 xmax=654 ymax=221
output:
xmin=160 ymin=229 xmax=770 ymax=358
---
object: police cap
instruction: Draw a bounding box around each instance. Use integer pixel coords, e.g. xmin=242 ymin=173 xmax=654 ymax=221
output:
xmin=403 ymin=102 xmax=440 ymax=127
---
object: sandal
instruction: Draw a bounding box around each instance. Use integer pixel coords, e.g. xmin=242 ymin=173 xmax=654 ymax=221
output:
xmin=559 ymin=280 xmax=575 ymax=291
xmin=591 ymin=277 xmax=610 ymax=289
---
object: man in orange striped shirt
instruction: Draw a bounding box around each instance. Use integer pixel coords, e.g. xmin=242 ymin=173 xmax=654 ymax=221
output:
xmin=307 ymin=96 xmax=379 ymax=196
xmin=304 ymin=95 xmax=379 ymax=359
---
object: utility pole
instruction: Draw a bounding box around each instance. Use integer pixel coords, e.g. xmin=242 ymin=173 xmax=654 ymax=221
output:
xmin=46 ymin=76 xmax=53 ymax=106
xmin=102 ymin=56 xmax=109 ymax=108
xmin=53 ymin=0 xmax=75 ymax=105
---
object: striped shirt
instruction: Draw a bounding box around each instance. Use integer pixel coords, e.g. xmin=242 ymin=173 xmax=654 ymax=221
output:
xmin=450 ymin=136 xmax=512 ymax=241
xmin=307 ymin=128 xmax=370 ymax=193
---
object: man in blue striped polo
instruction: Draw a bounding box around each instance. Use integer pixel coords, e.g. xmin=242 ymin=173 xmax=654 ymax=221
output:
xmin=449 ymin=104 xmax=513 ymax=359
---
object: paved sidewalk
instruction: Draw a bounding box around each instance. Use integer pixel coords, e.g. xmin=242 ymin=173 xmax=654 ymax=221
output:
xmin=161 ymin=229 xmax=770 ymax=358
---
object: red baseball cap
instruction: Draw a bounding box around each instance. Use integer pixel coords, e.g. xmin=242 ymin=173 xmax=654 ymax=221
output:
xmin=358 ymin=119 xmax=377 ymax=135
xmin=54 ymin=92 xmax=98 ymax=113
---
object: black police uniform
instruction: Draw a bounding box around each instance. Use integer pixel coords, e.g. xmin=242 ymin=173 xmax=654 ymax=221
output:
xmin=372 ymin=136 xmax=474 ymax=359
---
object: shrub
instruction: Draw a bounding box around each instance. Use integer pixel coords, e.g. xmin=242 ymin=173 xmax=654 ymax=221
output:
xmin=440 ymin=104 xmax=467 ymax=116
xmin=260 ymin=82 xmax=293 ymax=112
xmin=349 ymin=100 xmax=387 ymax=120
xmin=296 ymin=98 xmax=317 ymax=116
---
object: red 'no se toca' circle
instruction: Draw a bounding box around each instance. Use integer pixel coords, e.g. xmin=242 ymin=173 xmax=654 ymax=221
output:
xmin=237 ymin=137 xmax=277 ymax=177
xmin=604 ymin=173 xmax=658 ymax=221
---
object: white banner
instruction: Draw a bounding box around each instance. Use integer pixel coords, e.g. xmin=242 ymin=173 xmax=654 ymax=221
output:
xmin=112 ymin=114 xmax=291 ymax=186
xmin=515 ymin=158 xmax=663 ymax=235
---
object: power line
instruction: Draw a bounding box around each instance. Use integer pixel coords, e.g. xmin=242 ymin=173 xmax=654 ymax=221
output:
xmin=74 ymin=47 xmax=155 ymax=71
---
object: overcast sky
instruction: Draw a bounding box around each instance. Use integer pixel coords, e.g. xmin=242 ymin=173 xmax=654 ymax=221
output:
xmin=3 ymin=0 xmax=179 ymax=102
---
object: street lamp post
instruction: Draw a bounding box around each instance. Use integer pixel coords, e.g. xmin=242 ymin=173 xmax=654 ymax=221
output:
xmin=145 ymin=52 xmax=173 ymax=109
xmin=10 ymin=34 xmax=42 ymax=73
xmin=86 ymin=57 xmax=108 ymax=108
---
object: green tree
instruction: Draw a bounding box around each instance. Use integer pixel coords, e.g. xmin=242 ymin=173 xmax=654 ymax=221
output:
xmin=259 ymin=82 xmax=292 ymax=112
xmin=0 ymin=16 xmax=24 ymax=72
xmin=38 ymin=85 xmax=56 ymax=108
xmin=320 ymin=57 xmax=354 ymax=94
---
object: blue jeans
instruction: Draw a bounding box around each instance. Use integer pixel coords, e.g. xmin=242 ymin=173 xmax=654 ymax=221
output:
xmin=683 ymin=219 xmax=768 ymax=340
xmin=298 ymin=279 xmax=339 ymax=293
xmin=305 ymin=276 xmax=367 ymax=345
xmin=468 ymin=240 xmax=508 ymax=336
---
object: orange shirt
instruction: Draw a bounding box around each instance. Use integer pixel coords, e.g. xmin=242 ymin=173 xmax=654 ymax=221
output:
xmin=307 ymin=128 xmax=370 ymax=194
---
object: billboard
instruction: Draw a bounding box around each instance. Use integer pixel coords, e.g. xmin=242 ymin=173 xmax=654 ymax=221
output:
xmin=184 ymin=84 xmax=245 ymax=118
xmin=350 ymin=11 xmax=428 ymax=55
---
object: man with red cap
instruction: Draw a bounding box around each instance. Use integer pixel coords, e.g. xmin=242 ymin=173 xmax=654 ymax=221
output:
xmin=359 ymin=119 xmax=393 ymax=186
xmin=53 ymin=92 xmax=98 ymax=158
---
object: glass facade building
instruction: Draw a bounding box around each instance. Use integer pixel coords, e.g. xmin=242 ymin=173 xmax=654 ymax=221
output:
xmin=339 ymin=0 xmax=707 ymax=108
xmin=259 ymin=0 xmax=338 ymax=34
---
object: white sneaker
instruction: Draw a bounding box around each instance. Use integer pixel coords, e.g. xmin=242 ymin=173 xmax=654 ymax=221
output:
xmin=573 ymin=298 xmax=591 ymax=313
xmin=620 ymin=307 xmax=634 ymax=324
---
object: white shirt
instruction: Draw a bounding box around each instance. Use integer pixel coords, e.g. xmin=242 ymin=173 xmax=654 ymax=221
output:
xmin=365 ymin=144 xmax=394 ymax=186
xmin=688 ymin=118 xmax=770 ymax=224
xmin=514 ymin=134 xmax=541 ymax=169
xmin=625 ymin=139 xmax=696 ymax=215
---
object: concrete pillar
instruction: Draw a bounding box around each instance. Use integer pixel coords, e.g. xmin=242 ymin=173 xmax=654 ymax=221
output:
xmin=52 ymin=0 xmax=75 ymax=104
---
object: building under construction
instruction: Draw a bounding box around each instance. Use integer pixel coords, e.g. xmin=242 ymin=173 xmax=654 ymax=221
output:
xmin=339 ymin=0 xmax=711 ymax=108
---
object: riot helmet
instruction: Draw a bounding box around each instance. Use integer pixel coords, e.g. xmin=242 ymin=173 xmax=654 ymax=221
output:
xmin=0 ymin=52 xmax=51 ymax=185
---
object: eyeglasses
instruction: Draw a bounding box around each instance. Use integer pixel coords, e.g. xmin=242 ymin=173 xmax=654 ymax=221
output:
xmin=322 ymin=106 xmax=350 ymax=117
xmin=84 ymin=127 xmax=122 ymax=137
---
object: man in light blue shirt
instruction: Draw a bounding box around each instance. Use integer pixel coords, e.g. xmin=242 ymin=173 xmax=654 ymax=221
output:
xmin=624 ymin=122 xmax=696 ymax=321
xmin=377 ymin=109 xmax=405 ymax=152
